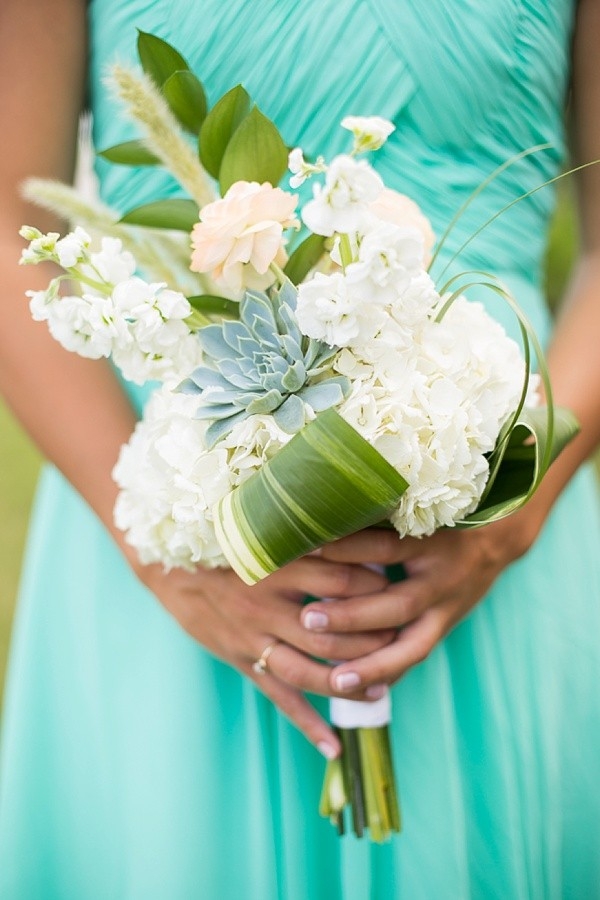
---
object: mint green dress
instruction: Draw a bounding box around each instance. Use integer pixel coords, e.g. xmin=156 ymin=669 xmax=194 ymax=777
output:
xmin=2 ymin=2 xmax=600 ymax=897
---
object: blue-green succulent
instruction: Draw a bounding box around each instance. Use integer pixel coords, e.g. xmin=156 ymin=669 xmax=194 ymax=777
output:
xmin=179 ymin=281 xmax=349 ymax=446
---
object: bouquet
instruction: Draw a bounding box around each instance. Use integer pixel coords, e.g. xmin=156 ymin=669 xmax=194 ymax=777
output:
xmin=20 ymin=32 xmax=578 ymax=842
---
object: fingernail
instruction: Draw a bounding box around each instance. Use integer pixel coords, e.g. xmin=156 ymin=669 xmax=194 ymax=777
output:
xmin=335 ymin=671 xmax=360 ymax=691
xmin=365 ymin=684 xmax=387 ymax=700
xmin=303 ymin=610 xmax=329 ymax=630
xmin=317 ymin=740 xmax=339 ymax=760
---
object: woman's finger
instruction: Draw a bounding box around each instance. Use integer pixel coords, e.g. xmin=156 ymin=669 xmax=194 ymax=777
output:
xmin=265 ymin=556 xmax=389 ymax=599
xmin=252 ymin=639 xmax=386 ymax=701
xmin=301 ymin=578 xmax=432 ymax=634
xmin=318 ymin=529 xmax=422 ymax=566
xmin=246 ymin=666 xmax=341 ymax=759
xmin=268 ymin=596 xmax=397 ymax=659
xmin=327 ymin=607 xmax=449 ymax=691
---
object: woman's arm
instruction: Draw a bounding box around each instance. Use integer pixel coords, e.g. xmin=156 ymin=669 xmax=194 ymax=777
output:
xmin=1 ymin=0 xmax=398 ymax=757
xmin=293 ymin=0 xmax=600 ymax=695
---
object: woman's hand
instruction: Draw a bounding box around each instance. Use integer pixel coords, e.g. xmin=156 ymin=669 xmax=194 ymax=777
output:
xmin=300 ymin=512 xmax=540 ymax=695
xmin=132 ymin=554 xmax=396 ymax=758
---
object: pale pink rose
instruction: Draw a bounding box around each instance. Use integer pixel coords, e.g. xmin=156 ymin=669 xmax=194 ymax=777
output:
xmin=190 ymin=181 xmax=299 ymax=295
xmin=369 ymin=188 xmax=435 ymax=266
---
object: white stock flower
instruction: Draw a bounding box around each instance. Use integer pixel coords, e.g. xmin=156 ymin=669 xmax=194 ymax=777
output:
xmin=44 ymin=292 xmax=126 ymax=359
xmin=302 ymin=155 xmax=383 ymax=237
xmin=296 ymin=271 xmax=386 ymax=347
xmin=369 ymin=189 xmax=436 ymax=267
xmin=110 ymin=277 xmax=202 ymax=385
xmin=54 ymin=226 xmax=91 ymax=268
xmin=89 ymin=237 xmax=136 ymax=285
xmin=19 ymin=228 xmax=60 ymax=265
xmin=345 ymin=223 xmax=426 ymax=306
xmin=288 ymin=147 xmax=326 ymax=188
xmin=341 ymin=115 xmax=395 ymax=152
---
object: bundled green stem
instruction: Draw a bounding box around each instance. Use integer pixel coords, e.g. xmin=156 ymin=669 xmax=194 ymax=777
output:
xmin=319 ymin=726 xmax=401 ymax=842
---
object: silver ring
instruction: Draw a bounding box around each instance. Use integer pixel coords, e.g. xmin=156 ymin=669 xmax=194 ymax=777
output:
xmin=252 ymin=640 xmax=280 ymax=675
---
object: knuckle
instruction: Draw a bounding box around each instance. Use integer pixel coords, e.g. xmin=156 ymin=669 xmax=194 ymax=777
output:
xmin=306 ymin=630 xmax=338 ymax=660
xmin=325 ymin=564 xmax=353 ymax=597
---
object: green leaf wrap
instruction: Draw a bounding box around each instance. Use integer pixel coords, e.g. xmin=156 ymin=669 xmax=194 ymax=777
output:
xmin=213 ymin=408 xmax=408 ymax=584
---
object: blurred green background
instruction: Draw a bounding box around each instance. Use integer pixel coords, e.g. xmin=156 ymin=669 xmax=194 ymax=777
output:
xmin=0 ymin=186 xmax=582 ymax=702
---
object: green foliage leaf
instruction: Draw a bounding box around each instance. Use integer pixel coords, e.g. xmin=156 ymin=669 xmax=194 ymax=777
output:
xmin=199 ymin=84 xmax=251 ymax=179
xmin=459 ymin=405 xmax=579 ymax=526
xmin=219 ymin=106 xmax=289 ymax=194
xmin=97 ymin=140 xmax=160 ymax=166
xmin=137 ymin=31 xmax=189 ymax=86
xmin=188 ymin=295 xmax=240 ymax=319
xmin=162 ymin=70 xmax=207 ymax=134
xmin=213 ymin=408 xmax=408 ymax=584
xmin=119 ymin=198 xmax=199 ymax=231
xmin=284 ymin=234 xmax=326 ymax=284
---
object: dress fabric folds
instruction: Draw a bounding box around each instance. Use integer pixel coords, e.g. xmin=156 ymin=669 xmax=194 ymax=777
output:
xmin=2 ymin=2 xmax=600 ymax=898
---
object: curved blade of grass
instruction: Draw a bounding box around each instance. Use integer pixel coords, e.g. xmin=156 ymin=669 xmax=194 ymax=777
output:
xmin=458 ymin=404 xmax=579 ymax=526
xmin=428 ymin=144 xmax=551 ymax=275
xmin=434 ymin=158 xmax=600 ymax=283
xmin=213 ymin=408 xmax=408 ymax=584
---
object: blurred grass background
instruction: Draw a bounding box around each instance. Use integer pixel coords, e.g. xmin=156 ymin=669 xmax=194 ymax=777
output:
xmin=0 ymin=184 xmax=582 ymax=702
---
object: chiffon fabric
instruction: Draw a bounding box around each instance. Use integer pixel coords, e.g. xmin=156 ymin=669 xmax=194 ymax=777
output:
xmin=2 ymin=1 xmax=600 ymax=897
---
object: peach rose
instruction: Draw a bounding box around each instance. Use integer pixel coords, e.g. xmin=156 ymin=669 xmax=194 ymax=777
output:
xmin=190 ymin=181 xmax=299 ymax=295
xmin=369 ymin=188 xmax=435 ymax=267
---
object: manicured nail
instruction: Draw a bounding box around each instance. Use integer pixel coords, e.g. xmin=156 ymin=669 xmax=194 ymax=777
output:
xmin=365 ymin=684 xmax=387 ymax=700
xmin=335 ymin=671 xmax=361 ymax=691
xmin=303 ymin=610 xmax=329 ymax=630
xmin=317 ymin=740 xmax=339 ymax=760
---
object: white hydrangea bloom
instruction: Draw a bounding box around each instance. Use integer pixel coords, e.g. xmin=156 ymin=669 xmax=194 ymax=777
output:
xmin=302 ymin=155 xmax=383 ymax=237
xmin=224 ymin=413 xmax=296 ymax=484
xmin=112 ymin=388 xmax=231 ymax=571
xmin=336 ymin=294 xmax=528 ymax=537
xmin=341 ymin=115 xmax=395 ymax=152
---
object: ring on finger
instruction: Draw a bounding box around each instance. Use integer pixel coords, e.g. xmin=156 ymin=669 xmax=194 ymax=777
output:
xmin=252 ymin=639 xmax=281 ymax=675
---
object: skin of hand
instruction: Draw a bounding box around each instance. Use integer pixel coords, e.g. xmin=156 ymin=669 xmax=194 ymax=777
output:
xmin=0 ymin=0 xmax=398 ymax=761
xmin=300 ymin=0 xmax=600 ymax=697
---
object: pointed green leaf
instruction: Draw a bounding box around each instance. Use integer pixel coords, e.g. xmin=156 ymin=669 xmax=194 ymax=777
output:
xmin=162 ymin=70 xmax=207 ymax=134
xmin=188 ymin=295 xmax=240 ymax=319
xmin=98 ymin=139 xmax=160 ymax=166
xmin=199 ymin=84 xmax=251 ymax=180
xmin=137 ymin=31 xmax=189 ymax=86
xmin=119 ymin=198 xmax=199 ymax=231
xmin=284 ymin=234 xmax=326 ymax=284
xmin=213 ymin=408 xmax=408 ymax=584
xmin=219 ymin=106 xmax=289 ymax=194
